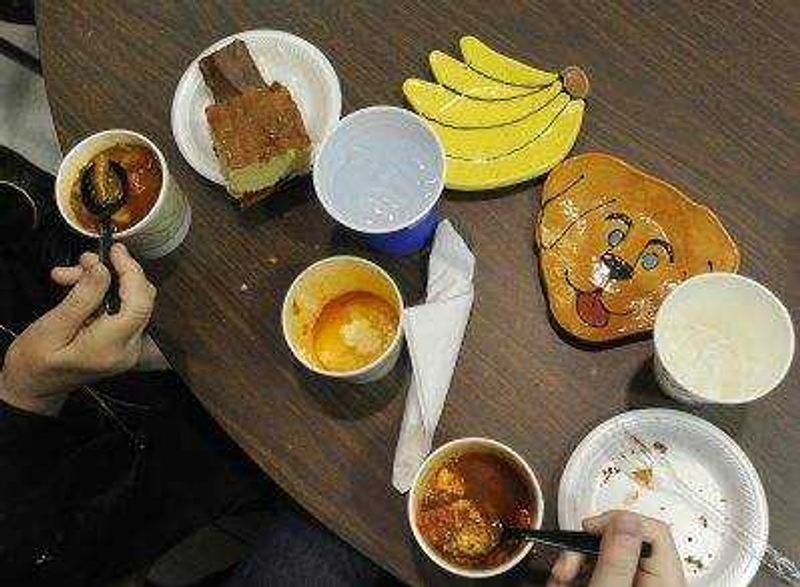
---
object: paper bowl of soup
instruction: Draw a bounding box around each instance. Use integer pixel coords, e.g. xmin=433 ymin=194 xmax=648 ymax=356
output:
xmin=408 ymin=437 xmax=544 ymax=578
xmin=56 ymin=129 xmax=191 ymax=259
xmin=281 ymin=255 xmax=404 ymax=383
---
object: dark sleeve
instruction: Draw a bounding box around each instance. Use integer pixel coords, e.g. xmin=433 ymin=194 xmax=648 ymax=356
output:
xmin=0 ymin=395 xmax=146 ymax=587
xmin=0 ymin=400 xmax=133 ymax=586
xmin=0 ymin=400 xmax=81 ymax=584
xmin=0 ymin=399 xmax=69 ymax=500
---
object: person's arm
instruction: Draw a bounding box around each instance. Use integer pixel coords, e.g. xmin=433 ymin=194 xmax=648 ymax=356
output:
xmin=0 ymin=245 xmax=156 ymax=583
xmin=0 ymin=245 xmax=155 ymax=416
xmin=0 ymin=243 xmax=155 ymax=501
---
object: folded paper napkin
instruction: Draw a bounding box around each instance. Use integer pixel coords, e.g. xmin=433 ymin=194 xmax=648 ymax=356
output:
xmin=392 ymin=219 xmax=475 ymax=492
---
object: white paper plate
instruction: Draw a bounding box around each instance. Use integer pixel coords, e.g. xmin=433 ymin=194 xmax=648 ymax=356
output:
xmin=171 ymin=29 xmax=342 ymax=184
xmin=558 ymin=409 xmax=768 ymax=587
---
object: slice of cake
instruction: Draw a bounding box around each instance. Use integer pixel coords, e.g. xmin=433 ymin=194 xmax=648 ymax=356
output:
xmin=205 ymin=83 xmax=311 ymax=207
xmin=199 ymin=39 xmax=266 ymax=103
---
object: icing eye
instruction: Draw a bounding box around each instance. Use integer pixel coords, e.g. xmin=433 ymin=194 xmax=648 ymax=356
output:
xmin=607 ymin=228 xmax=626 ymax=247
xmin=641 ymin=252 xmax=660 ymax=271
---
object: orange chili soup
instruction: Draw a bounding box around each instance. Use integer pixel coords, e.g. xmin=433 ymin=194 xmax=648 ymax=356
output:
xmin=416 ymin=450 xmax=536 ymax=569
xmin=70 ymin=143 xmax=161 ymax=233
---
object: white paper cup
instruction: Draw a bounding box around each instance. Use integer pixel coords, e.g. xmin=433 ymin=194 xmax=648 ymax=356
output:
xmin=56 ymin=129 xmax=191 ymax=259
xmin=408 ymin=437 xmax=544 ymax=579
xmin=654 ymin=273 xmax=795 ymax=404
xmin=281 ymin=255 xmax=404 ymax=384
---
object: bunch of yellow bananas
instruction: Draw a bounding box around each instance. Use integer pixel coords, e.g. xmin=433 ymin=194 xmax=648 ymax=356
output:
xmin=403 ymin=36 xmax=588 ymax=192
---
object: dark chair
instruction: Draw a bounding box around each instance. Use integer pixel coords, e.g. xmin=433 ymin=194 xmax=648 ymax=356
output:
xmin=0 ymin=0 xmax=40 ymax=75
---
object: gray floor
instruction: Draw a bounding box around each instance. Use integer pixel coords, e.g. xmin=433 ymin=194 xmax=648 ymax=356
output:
xmin=1 ymin=23 xmax=261 ymax=587
xmin=0 ymin=22 xmax=60 ymax=174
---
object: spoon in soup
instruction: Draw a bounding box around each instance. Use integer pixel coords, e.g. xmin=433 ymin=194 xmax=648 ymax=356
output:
xmin=487 ymin=520 xmax=653 ymax=559
xmin=78 ymin=153 xmax=127 ymax=315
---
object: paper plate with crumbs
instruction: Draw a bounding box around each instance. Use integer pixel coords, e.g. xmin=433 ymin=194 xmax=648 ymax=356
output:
xmin=171 ymin=30 xmax=341 ymax=195
xmin=558 ymin=409 xmax=769 ymax=587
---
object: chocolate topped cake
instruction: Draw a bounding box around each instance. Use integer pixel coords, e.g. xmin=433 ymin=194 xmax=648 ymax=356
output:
xmin=200 ymin=40 xmax=312 ymax=207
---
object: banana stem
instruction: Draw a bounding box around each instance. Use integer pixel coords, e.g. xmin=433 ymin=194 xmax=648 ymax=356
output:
xmin=562 ymin=66 xmax=590 ymax=99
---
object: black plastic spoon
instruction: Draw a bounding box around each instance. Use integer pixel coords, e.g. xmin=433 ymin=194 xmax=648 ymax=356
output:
xmin=78 ymin=157 xmax=127 ymax=315
xmin=498 ymin=524 xmax=653 ymax=558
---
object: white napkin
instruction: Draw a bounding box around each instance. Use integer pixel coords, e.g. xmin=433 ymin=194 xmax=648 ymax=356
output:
xmin=392 ymin=220 xmax=475 ymax=493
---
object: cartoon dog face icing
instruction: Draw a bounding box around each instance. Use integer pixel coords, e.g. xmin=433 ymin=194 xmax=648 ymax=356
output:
xmin=536 ymin=153 xmax=740 ymax=342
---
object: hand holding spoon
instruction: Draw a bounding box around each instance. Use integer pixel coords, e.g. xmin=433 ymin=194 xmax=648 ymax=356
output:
xmin=78 ymin=154 xmax=127 ymax=314
xmin=494 ymin=522 xmax=653 ymax=558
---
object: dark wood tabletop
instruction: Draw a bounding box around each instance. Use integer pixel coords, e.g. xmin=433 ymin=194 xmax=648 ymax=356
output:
xmin=38 ymin=1 xmax=798 ymax=585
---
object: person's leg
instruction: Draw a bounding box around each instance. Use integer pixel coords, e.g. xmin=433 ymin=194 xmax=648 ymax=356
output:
xmin=225 ymin=495 xmax=400 ymax=587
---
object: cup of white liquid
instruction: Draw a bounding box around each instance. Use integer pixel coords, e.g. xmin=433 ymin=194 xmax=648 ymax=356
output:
xmin=654 ymin=273 xmax=795 ymax=404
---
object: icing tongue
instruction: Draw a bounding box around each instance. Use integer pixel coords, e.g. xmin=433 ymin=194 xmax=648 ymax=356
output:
xmin=576 ymin=289 xmax=610 ymax=327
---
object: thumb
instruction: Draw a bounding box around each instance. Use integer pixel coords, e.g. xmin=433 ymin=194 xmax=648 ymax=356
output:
xmin=588 ymin=512 xmax=643 ymax=587
xmin=45 ymin=263 xmax=110 ymax=339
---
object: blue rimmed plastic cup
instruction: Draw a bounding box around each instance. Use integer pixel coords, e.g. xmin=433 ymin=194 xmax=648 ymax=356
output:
xmin=313 ymin=106 xmax=445 ymax=256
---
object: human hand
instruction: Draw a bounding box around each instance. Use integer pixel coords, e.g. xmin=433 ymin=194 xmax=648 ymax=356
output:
xmin=0 ymin=244 xmax=156 ymax=416
xmin=547 ymin=510 xmax=687 ymax=587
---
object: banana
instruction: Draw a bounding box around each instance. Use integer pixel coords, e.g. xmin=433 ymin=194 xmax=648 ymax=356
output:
xmin=429 ymin=93 xmax=571 ymax=160
xmin=445 ymin=100 xmax=585 ymax=191
xmin=403 ymin=79 xmax=562 ymax=128
xmin=429 ymin=50 xmax=533 ymax=100
xmin=460 ymin=36 xmax=558 ymax=87
xmin=403 ymin=36 xmax=589 ymax=191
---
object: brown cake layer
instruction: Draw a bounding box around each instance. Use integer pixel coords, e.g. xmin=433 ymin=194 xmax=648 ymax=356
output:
xmin=199 ymin=39 xmax=266 ymax=103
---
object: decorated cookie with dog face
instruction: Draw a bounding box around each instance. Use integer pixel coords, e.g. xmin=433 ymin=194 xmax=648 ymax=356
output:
xmin=536 ymin=153 xmax=740 ymax=343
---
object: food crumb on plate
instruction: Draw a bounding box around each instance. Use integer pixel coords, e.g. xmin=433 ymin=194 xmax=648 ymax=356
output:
xmin=623 ymin=488 xmax=640 ymax=506
xmin=601 ymin=465 xmax=620 ymax=485
xmin=631 ymin=467 xmax=655 ymax=490
xmin=684 ymin=555 xmax=705 ymax=574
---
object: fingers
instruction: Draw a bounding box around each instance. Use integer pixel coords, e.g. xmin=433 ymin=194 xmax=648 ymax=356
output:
xmin=585 ymin=511 xmax=686 ymax=586
xmin=586 ymin=511 xmax=643 ymax=587
xmin=547 ymin=551 xmax=585 ymax=586
xmin=79 ymin=252 xmax=100 ymax=269
xmin=45 ymin=263 xmax=110 ymax=340
xmin=109 ymin=243 xmax=156 ymax=330
xmin=633 ymin=517 xmax=686 ymax=587
xmin=51 ymin=266 xmax=84 ymax=286
xmin=582 ymin=511 xmax=617 ymax=532
xmin=51 ymin=252 xmax=101 ymax=286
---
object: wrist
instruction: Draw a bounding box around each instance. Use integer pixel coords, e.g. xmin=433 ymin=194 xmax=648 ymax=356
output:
xmin=0 ymin=370 xmax=68 ymax=417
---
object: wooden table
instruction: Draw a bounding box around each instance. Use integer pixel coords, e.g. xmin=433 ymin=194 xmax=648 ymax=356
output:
xmin=39 ymin=2 xmax=798 ymax=585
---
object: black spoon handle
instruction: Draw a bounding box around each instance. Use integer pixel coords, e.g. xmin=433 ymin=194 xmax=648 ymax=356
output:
xmin=505 ymin=528 xmax=653 ymax=559
xmin=99 ymin=219 xmax=120 ymax=315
